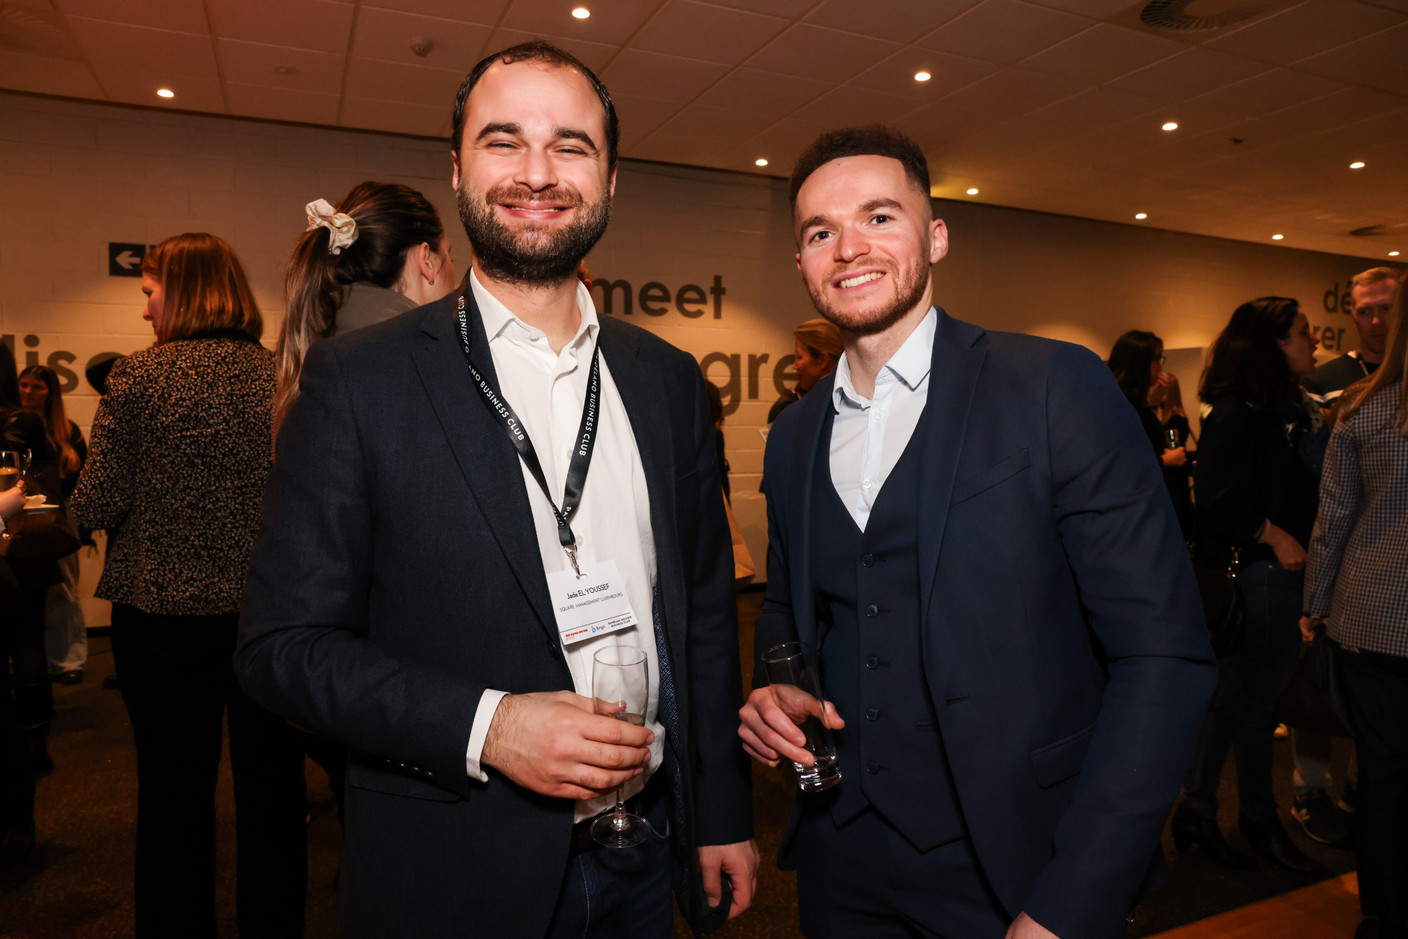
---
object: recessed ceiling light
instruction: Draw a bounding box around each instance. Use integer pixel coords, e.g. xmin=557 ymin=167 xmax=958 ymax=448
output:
xmin=1272 ymin=233 xmax=1284 ymax=241
xmin=755 ymin=158 xmax=768 ymax=167
xmin=156 ymin=88 xmax=175 ymax=98
xmin=914 ymin=71 xmax=931 ymax=82
xmin=1390 ymin=251 xmax=1401 ymax=257
xmin=1350 ymin=161 xmax=1366 ymax=169
xmin=966 ymin=187 xmax=978 ymax=195
xmin=572 ymin=6 xmax=590 ymax=18
xmin=1161 ymin=121 xmax=1178 ymax=131
xmin=1135 ymin=213 xmax=1148 ymax=220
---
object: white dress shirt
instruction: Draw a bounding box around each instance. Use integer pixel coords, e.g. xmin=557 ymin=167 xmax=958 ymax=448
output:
xmin=829 ymin=308 xmax=937 ymax=530
xmin=462 ymin=270 xmax=663 ymax=822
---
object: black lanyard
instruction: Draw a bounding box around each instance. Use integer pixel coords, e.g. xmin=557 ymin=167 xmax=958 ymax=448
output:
xmin=454 ymin=279 xmax=600 ymax=576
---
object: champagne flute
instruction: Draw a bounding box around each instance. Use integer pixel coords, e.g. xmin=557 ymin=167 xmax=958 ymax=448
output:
xmin=589 ymin=645 xmax=650 ymax=849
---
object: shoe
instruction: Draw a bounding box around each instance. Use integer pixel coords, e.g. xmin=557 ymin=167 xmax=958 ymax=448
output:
xmin=1238 ymin=815 xmax=1318 ymax=872
xmin=1292 ymin=790 xmax=1351 ymax=846
xmin=1170 ymin=803 xmax=1256 ymax=868
xmin=56 ymin=669 xmax=84 ymax=685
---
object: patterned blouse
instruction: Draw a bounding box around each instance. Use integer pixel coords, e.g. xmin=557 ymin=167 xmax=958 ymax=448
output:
xmin=1305 ymin=379 xmax=1408 ymax=658
xmin=71 ymin=331 xmax=275 ymax=616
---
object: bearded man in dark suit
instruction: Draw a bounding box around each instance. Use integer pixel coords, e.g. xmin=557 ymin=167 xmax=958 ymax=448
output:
xmin=238 ymin=41 xmax=756 ymax=939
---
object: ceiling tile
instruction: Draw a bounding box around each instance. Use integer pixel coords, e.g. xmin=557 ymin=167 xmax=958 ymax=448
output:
xmin=225 ymin=81 xmax=340 ymax=125
xmin=1025 ymin=0 xmax=1139 ymax=16
xmin=1106 ymin=46 xmax=1268 ymax=102
xmin=789 ymin=85 xmax=924 ymax=127
xmin=343 ymin=57 xmax=464 ymax=106
xmin=743 ymin=23 xmax=902 ymax=83
xmin=0 ymin=49 xmax=103 ymax=97
xmin=341 ymin=94 xmax=446 ymax=136
xmin=1020 ymin=22 xmax=1185 ymax=85
xmin=1206 ymin=0 xmax=1406 ymax=65
xmin=217 ymin=38 xmax=342 ymax=94
xmin=706 ymin=0 xmax=816 ymax=15
xmin=206 ymin=0 xmax=354 ymax=55
xmin=52 ymin=0 xmax=209 ymax=34
xmin=804 ymin=0 xmax=979 ymax=44
xmin=600 ymin=48 xmax=728 ymax=102
xmin=642 ymin=102 xmax=778 ymax=152
xmin=1186 ymin=66 xmax=1351 ymax=122
xmin=65 ymin=18 xmax=218 ymax=81
xmin=499 ymin=0 xmax=665 ymax=45
xmin=350 ymin=8 xmax=495 ymax=69
xmin=633 ymin=1 xmax=788 ymax=66
xmin=91 ymin=66 xmax=225 ymax=111
xmin=849 ymin=49 xmax=998 ymax=100
xmin=996 ymin=85 xmax=1164 ymax=141
xmin=694 ymin=67 xmax=830 ymax=115
xmin=1293 ymin=21 xmax=1408 ymax=96
xmin=916 ymin=0 xmax=1089 ymax=65
xmin=612 ymin=92 xmax=683 ymax=146
xmin=360 ymin=0 xmax=508 ymax=24
xmin=908 ymin=65 xmax=1088 ymax=138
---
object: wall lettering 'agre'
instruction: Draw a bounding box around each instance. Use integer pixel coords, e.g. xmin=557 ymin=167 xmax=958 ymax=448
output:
xmin=590 ymin=275 xmax=726 ymax=319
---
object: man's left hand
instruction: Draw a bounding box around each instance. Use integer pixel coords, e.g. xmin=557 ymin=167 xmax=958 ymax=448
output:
xmin=1007 ymin=912 xmax=1059 ymax=939
xmin=697 ymin=840 xmax=759 ymax=921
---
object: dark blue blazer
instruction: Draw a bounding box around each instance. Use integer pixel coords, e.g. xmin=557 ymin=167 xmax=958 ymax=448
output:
xmin=757 ymin=309 xmax=1215 ymax=938
xmin=236 ymin=290 xmax=752 ymax=937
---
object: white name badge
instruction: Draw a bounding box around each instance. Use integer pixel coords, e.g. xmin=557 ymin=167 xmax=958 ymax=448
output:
xmin=546 ymin=559 xmax=640 ymax=646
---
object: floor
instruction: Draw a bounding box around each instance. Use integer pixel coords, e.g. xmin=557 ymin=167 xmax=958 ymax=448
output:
xmin=0 ymin=591 xmax=1364 ymax=938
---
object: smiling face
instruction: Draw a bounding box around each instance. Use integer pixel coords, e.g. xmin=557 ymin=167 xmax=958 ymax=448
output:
xmin=452 ymin=60 xmax=615 ymax=289
xmin=17 ymin=373 xmax=49 ymax=411
xmin=793 ymin=155 xmax=947 ymax=337
xmin=1278 ymin=310 xmax=1319 ymax=376
xmin=1350 ymin=278 xmax=1398 ymax=359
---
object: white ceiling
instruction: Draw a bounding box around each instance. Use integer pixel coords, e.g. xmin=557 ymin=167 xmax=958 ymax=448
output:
xmin=2 ymin=0 xmax=1405 ymax=259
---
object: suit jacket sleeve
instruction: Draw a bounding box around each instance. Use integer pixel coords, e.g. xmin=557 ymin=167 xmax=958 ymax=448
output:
xmin=1022 ymin=346 xmax=1216 ymax=937
xmin=235 ymin=339 xmax=482 ymax=797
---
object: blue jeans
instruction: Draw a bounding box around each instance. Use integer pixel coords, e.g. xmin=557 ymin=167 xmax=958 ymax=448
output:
xmin=546 ymin=777 xmax=674 ymax=938
xmin=1183 ymin=560 xmax=1303 ymax=824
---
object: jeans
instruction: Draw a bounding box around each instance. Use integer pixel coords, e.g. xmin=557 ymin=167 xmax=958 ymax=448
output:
xmin=1183 ymin=560 xmax=1303 ymax=824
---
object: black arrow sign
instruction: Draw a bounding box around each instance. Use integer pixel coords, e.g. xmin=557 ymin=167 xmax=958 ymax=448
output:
xmin=108 ymin=243 xmax=151 ymax=278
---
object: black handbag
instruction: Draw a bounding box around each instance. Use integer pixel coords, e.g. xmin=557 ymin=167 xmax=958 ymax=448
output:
xmin=1190 ymin=546 xmax=1245 ymax=657
xmin=1275 ymin=629 xmax=1354 ymax=739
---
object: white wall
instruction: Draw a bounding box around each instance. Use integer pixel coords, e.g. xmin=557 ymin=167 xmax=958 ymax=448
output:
xmin=1 ymin=91 xmax=1384 ymax=614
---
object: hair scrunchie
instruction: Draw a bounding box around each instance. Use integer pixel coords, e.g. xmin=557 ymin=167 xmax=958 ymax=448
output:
xmin=305 ymin=198 xmax=358 ymax=254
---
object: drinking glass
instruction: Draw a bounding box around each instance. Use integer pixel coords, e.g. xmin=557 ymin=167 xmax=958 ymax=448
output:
xmin=1166 ymin=428 xmax=1180 ymax=450
xmin=589 ymin=646 xmax=650 ymax=848
xmin=763 ymin=641 xmax=842 ymax=792
xmin=0 ymin=451 xmax=19 ymax=493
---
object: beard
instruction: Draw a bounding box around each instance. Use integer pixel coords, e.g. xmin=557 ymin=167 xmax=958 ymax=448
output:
xmin=805 ymin=256 xmax=930 ymax=337
xmin=456 ymin=181 xmax=611 ymax=288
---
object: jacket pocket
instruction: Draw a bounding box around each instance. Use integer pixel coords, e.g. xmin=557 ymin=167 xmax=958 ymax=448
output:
xmin=347 ymin=759 xmax=462 ymax=803
xmin=951 ymin=450 xmax=1030 ymax=506
xmin=1029 ymin=721 xmax=1096 ymax=789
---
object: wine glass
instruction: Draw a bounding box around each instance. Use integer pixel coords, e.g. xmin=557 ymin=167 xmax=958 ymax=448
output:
xmin=589 ymin=645 xmax=650 ymax=848
xmin=0 ymin=451 xmax=20 ymax=493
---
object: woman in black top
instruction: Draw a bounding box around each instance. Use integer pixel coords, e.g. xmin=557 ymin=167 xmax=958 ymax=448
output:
xmin=1173 ymin=297 xmax=1325 ymax=872
xmin=1108 ymin=330 xmax=1191 ymax=535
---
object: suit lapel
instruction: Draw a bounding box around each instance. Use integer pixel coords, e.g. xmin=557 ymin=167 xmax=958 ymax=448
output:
xmin=916 ymin=310 xmax=988 ymax=621
xmin=410 ymin=294 xmax=559 ymax=645
xmin=596 ymin=321 xmax=684 ymax=655
xmin=785 ymin=374 xmax=833 ymax=647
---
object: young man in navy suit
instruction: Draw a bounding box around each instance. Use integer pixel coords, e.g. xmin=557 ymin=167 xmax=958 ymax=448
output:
xmin=739 ymin=126 xmax=1216 ymax=939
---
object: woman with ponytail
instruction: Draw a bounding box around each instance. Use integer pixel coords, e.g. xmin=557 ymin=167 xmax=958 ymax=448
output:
xmin=275 ymin=181 xmax=455 ymax=433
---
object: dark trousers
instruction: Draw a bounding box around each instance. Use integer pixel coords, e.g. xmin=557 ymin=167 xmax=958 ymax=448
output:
xmin=1184 ymin=560 xmax=1303 ymax=824
xmin=110 ymin=603 xmax=307 ymax=938
xmin=793 ymin=803 xmax=1010 ymax=938
xmin=0 ymin=560 xmax=36 ymax=839
xmin=3 ymin=557 xmax=55 ymax=735
xmin=1334 ymin=642 xmax=1408 ymax=930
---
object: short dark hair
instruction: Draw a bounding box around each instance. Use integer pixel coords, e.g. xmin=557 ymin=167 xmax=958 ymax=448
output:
xmin=451 ymin=40 xmax=619 ymax=168
xmin=789 ymin=125 xmax=931 ymax=208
